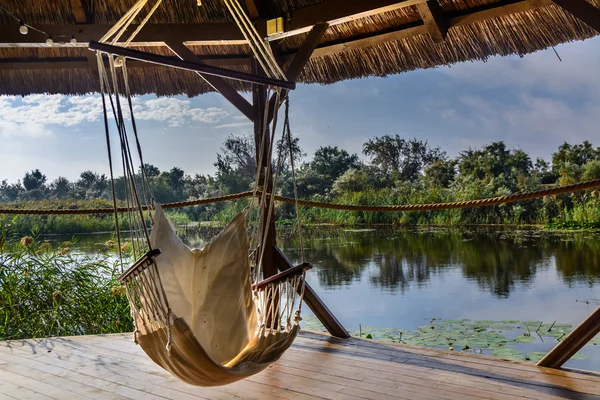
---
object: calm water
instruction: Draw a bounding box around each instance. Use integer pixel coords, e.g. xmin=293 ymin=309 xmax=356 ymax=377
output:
xmin=49 ymin=226 xmax=600 ymax=371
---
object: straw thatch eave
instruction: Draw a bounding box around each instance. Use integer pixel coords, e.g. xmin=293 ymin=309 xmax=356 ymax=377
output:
xmin=0 ymin=0 xmax=598 ymax=96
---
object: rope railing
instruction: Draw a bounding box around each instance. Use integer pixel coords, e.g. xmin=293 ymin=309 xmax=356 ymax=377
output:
xmin=1 ymin=179 xmax=600 ymax=216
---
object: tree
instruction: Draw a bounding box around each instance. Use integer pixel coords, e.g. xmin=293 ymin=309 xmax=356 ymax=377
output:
xmin=297 ymin=146 xmax=360 ymax=197
xmin=214 ymin=133 xmax=304 ymax=194
xmin=581 ymin=160 xmax=600 ymax=182
xmin=140 ymin=164 xmax=160 ymax=177
xmin=533 ymin=158 xmax=557 ymax=185
xmin=50 ymin=176 xmax=72 ymax=199
xmin=214 ymin=134 xmax=257 ymax=193
xmin=457 ymin=142 xmax=532 ymax=192
xmin=168 ymin=167 xmax=185 ymax=193
xmin=552 ymin=141 xmax=600 ymax=175
xmin=76 ymin=171 xmax=108 ymax=199
xmin=23 ymin=169 xmax=47 ymax=191
xmin=363 ymin=135 xmax=445 ymax=183
xmin=424 ymin=159 xmax=456 ymax=188
xmin=0 ymin=180 xmax=23 ymax=202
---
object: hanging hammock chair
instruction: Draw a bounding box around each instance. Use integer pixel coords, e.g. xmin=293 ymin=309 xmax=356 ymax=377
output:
xmin=94 ymin=0 xmax=309 ymax=387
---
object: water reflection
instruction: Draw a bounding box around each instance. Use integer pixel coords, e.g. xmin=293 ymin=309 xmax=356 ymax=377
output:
xmin=50 ymin=227 xmax=600 ymax=297
xmin=280 ymin=228 xmax=600 ymax=297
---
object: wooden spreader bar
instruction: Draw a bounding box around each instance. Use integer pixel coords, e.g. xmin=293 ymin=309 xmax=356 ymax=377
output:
xmin=89 ymin=41 xmax=296 ymax=90
xmin=252 ymin=262 xmax=312 ymax=291
xmin=118 ymin=248 xmax=161 ymax=284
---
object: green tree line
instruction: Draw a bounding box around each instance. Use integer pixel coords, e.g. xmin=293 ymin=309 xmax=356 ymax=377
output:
xmin=2 ymin=136 xmax=600 ymax=231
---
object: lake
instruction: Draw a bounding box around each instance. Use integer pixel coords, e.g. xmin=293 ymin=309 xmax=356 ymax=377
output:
xmin=48 ymin=226 xmax=600 ymax=371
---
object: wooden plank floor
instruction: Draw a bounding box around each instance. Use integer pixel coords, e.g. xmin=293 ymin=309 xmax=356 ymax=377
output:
xmin=1 ymin=331 xmax=600 ymax=400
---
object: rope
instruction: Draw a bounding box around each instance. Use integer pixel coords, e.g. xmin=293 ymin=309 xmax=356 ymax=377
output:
xmin=284 ymin=97 xmax=305 ymax=263
xmin=3 ymin=179 xmax=600 ymax=216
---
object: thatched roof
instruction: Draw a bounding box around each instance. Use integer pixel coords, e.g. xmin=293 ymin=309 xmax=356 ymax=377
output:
xmin=0 ymin=0 xmax=598 ymax=97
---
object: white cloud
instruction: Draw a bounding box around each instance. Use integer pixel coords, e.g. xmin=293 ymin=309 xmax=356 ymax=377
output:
xmin=0 ymin=95 xmax=230 ymax=137
xmin=215 ymin=122 xmax=253 ymax=129
xmin=131 ymin=98 xmax=228 ymax=126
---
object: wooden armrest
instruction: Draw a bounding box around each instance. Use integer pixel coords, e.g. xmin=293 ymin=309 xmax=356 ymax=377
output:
xmin=252 ymin=262 xmax=312 ymax=291
xmin=118 ymin=248 xmax=161 ymax=283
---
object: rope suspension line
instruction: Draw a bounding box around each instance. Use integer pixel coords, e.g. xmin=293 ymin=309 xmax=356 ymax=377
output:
xmin=3 ymin=179 xmax=600 ymax=216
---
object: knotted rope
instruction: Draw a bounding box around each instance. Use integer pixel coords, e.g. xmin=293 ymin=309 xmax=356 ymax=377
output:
xmin=2 ymin=179 xmax=600 ymax=215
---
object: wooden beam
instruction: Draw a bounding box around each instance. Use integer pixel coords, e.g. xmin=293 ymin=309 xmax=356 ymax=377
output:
xmin=0 ymin=0 xmax=552 ymax=49
xmin=267 ymin=23 xmax=329 ymax=123
xmin=269 ymin=0 xmax=428 ymax=41
xmin=3 ymin=1 xmax=546 ymax=73
xmin=0 ymin=23 xmax=246 ymax=48
xmin=70 ymin=0 xmax=88 ymax=23
xmin=252 ymin=59 xmax=277 ymax=284
xmin=166 ymin=41 xmax=255 ymax=122
xmin=449 ymin=1 xmax=533 ymax=27
xmin=274 ymin=246 xmax=350 ymax=339
xmin=89 ymin=41 xmax=295 ymax=89
xmin=538 ymin=306 xmax=600 ymax=368
xmin=417 ymin=0 xmax=447 ymax=43
xmin=1 ymin=1 xmax=427 ymax=47
xmin=550 ymin=0 xmax=600 ymax=33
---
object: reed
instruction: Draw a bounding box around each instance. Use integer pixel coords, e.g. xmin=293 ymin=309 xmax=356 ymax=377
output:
xmin=0 ymin=235 xmax=132 ymax=340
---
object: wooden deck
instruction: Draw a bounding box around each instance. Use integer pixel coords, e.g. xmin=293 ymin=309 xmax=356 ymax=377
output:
xmin=1 ymin=331 xmax=600 ymax=400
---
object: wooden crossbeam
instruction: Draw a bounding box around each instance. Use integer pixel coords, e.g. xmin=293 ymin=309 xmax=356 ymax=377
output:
xmin=0 ymin=23 xmax=246 ymax=48
xmin=267 ymin=23 xmax=329 ymax=123
xmin=269 ymin=0 xmax=428 ymax=41
xmin=274 ymin=246 xmax=350 ymax=338
xmin=89 ymin=41 xmax=295 ymax=89
xmin=417 ymin=0 xmax=447 ymax=43
xmin=550 ymin=0 xmax=600 ymax=33
xmin=166 ymin=41 xmax=255 ymax=121
xmin=0 ymin=1 xmax=425 ymax=47
xmin=1 ymin=1 xmax=552 ymax=72
xmin=1 ymin=0 xmax=581 ymax=50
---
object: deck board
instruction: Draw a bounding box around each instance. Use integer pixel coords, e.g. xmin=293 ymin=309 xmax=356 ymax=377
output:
xmin=1 ymin=331 xmax=600 ymax=400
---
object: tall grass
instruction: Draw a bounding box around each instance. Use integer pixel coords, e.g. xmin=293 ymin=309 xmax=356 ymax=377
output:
xmin=0 ymin=198 xmax=192 ymax=235
xmin=0 ymin=235 xmax=132 ymax=340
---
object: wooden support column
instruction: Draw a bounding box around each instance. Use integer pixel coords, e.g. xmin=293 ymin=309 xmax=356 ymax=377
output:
xmin=252 ymin=59 xmax=278 ymax=279
xmin=166 ymin=41 xmax=255 ymax=121
xmin=417 ymin=0 xmax=447 ymax=43
xmin=538 ymin=307 xmax=600 ymax=368
xmin=274 ymin=246 xmax=350 ymax=338
xmin=550 ymin=0 xmax=600 ymax=33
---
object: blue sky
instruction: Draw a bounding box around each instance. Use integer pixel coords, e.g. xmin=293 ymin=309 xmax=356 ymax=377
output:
xmin=1 ymin=36 xmax=599 ymax=183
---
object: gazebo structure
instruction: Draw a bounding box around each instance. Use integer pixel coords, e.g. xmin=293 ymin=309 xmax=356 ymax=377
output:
xmin=2 ymin=0 xmax=600 ymax=398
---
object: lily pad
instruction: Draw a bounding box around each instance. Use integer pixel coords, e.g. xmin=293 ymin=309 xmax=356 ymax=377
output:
xmin=514 ymin=335 xmax=536 ymax=343
xmin=493 ymin=348 xmax=525 ymax=361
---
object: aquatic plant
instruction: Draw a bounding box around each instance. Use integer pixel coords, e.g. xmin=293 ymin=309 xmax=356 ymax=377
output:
xmin=0 ymin=237 xmax=132 ymax=340
xmin=301 ymin=316 xmax=596 ymax=363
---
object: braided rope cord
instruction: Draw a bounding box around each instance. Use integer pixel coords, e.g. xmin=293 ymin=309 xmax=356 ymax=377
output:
xmin=2 ymin=179 xmax=600 ymax=216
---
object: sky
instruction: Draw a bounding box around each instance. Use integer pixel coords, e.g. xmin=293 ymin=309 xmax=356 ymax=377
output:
xmin=1 ymin=36 xmax=599 ymax=183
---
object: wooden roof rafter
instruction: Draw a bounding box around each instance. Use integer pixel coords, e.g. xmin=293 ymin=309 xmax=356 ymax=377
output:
xmin=0 ymin=0 xmax=574 ymax=71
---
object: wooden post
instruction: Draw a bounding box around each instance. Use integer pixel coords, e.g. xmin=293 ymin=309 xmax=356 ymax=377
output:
xmin=538 ymin=307 xmax=600 ymax=368
xmin=252 ymin=59 xmax=278 ymax=280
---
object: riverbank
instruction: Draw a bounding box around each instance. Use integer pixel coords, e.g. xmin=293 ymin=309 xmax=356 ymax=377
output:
xmin=1 ymin=189 xmax=599 ymax=235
